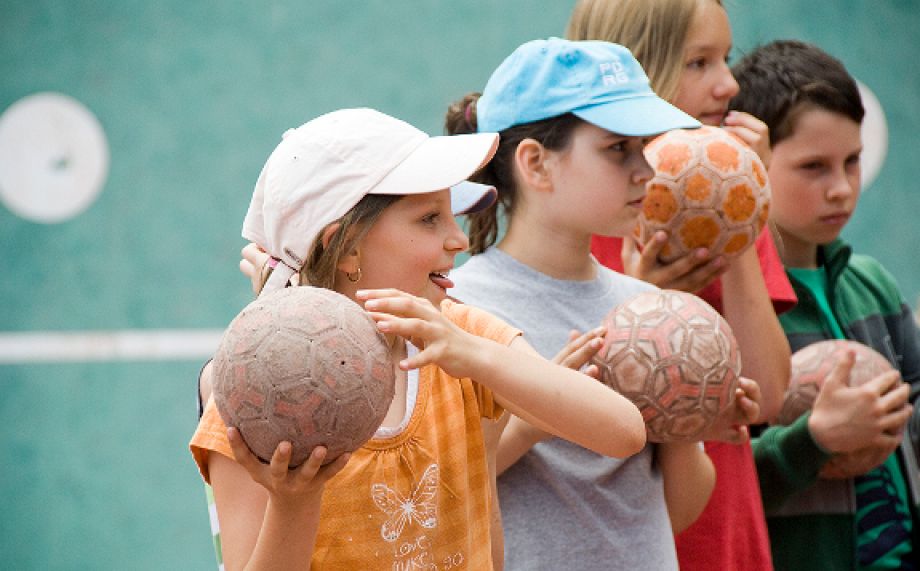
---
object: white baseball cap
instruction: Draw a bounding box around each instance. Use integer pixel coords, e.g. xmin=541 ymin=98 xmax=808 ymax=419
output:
xmin=243 ymin=108 xmax=499 ymax=294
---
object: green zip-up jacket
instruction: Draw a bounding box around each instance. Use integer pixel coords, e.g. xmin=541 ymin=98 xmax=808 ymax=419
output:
xmin=753 ymin=239 xmax=920 ymax=570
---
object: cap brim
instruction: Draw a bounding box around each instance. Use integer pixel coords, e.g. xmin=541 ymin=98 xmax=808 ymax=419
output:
xmin=450 ymin=180 xmax=497 ymax=215
xmin=371 ymin=132 xmax=499 ymax=196
xmin=574 ymin=95 xmax=701 ymax=137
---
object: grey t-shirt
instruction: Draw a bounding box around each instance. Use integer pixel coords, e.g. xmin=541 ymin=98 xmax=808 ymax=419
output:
xmin=451 ymin=247 xmax=677 ymax=571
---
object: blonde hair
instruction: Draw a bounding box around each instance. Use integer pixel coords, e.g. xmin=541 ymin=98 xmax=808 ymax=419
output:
xmin=566 ymin=0 xmax=721 ymax=102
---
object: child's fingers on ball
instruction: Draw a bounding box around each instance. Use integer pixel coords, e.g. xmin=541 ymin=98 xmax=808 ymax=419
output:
xmin=227 ymin=427 xmax=262 ymax=468
xmin=294 ymin=447 xmax=328 ymax=482
xmin=269 ymin=441 xmax=295 ymax=478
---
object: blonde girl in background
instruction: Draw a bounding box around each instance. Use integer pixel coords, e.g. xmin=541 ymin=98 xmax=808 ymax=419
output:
xmin=567 ymin=1 xmax=794 ymax=569
xmin=191 ymin=108 xmax=646 ymax=569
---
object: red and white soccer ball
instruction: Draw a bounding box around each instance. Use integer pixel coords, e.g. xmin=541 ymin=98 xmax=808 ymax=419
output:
xmin=637 ymin=125 xmax=771 ymax=263
xmin=776 ymin=339 xmax=895 ymax=478
xmin=592 ymin=290 xmax=741 ymax=442
xmin=212 ymin=286 xmax=395 ymax=466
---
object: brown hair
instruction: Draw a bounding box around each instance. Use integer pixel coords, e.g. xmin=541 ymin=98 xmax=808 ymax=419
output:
xmin=257 ymin=194 xmax=402 ymax=292
xmin=566 ymin=0 xmax=721 ymax=102
xmin=445 ymin=93 xmax=582 ymax=254
xmin=729 ymin=40 xmax=864 ymax=146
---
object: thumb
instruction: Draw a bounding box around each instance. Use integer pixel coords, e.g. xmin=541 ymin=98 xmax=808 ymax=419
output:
xmin=822 ymin=349 xmax=855 ymax=391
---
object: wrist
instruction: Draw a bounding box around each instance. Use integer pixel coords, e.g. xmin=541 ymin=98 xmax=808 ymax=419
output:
xmin=805 ymin=411 xmax=836 ymax=455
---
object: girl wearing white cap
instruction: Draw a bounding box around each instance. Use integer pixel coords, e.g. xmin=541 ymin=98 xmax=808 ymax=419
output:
xmin=190 ymin=108 xmax=646 ymax=570
xmin=445 ymin=38 xmax=760 ymax=570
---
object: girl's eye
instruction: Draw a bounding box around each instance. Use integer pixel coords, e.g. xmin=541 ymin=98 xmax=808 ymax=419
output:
xmin=421 ymin=212 xmax=439 ymax=225
xmin=845 ymin=154 xmax=861 ymax=166
xmin=686 ymin=57 xmax=707 ymax=70
xmin=608 ymin=142 xmax=627 ymax=153
xmin=801 ymin=161 xmax=823 ymax=171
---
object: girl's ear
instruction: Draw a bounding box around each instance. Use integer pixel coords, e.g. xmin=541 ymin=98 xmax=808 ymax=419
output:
xmin=324 ymin=223 xmax=361 ymax=275
xmin=514 ymin=138 xmax=554 ymax=192
xmin=321 ymin=223 xmax=341 ymax=249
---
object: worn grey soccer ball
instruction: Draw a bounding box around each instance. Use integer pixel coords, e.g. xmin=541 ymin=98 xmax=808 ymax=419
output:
xmin=212 ymin=287 xmax=395 ymax=466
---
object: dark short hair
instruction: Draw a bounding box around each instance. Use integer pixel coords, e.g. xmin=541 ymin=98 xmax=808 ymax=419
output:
xmin=729 ymin=40 xmax=864 ymax=145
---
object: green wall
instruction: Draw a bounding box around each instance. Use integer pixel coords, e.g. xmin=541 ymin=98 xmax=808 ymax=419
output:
xmin=1 ymin=1 xmax=918 ymax=568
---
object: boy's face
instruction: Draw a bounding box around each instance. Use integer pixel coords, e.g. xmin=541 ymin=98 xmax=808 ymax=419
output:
xmin=767 ymin=107 xmax=862 ymax=268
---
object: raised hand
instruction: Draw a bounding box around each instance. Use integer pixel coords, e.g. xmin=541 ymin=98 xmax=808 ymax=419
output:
xmin=722 ymin=111 xmax=771 ymax=167
xmin=554 ymin=326 xmax=607 ymax=378
xmin=502 ymin=327 xmax=610 ymax=453
xmin=357 ymin=288 xmax=481 ymax=377
xmin=240 ymin=243 xmax=271 ymax=295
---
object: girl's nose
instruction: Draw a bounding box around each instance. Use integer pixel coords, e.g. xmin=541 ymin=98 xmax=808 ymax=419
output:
xmin=714 ymin=64 xmax=740 ymax=100
xmin=446 ymin=217 xmax=470 ymax=252
xmin=633 ymin=154 xmax=655 ymax=186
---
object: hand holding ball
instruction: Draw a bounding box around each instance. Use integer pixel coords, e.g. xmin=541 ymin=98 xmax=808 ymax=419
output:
xmin=778 ymin=340 xmax=893 ymax=425
xmin=212 ymin=287 xmax=396 ymax=467
xmin=776 ymin=339 xmax=897 ymax=479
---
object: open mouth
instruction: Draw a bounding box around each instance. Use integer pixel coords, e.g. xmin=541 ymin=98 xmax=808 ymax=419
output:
xmin=429 ymin=271 xmax=455 ymax=290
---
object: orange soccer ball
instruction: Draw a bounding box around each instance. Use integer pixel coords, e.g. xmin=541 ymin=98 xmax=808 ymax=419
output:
xmin=637 ymin=126 xmax=771 ymax=263
xmin=592 ymin=290 xmax=741 ymax=442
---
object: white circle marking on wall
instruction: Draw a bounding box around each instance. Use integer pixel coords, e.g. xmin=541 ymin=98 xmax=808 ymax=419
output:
xmin=857 ymin=80 xmax=888 ymax=192
xmin=0 ymin=92 xmax=110 ymax=223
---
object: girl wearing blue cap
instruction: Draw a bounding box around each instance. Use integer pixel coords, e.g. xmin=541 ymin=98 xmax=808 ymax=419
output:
xmin=446 ymin=38 xmax=760 ymax=570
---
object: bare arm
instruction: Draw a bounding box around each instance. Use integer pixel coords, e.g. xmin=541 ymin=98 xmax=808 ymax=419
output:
xmin=480 ymin=414 xmax=508 ymax=571
xmin=658 ymin=441 xmax=716 ymax=533
xmin=201 ymin=363 xmax=350 ymax=570
xmin=719 ymin=246 xmax=790 ymax=421
xmin=210 ymin=438 xmax=349 ymax=570
xmin=359 ymin=289 xmax=647 ymax=460
xmin=493 ymin=328 xmax=607 ymax=474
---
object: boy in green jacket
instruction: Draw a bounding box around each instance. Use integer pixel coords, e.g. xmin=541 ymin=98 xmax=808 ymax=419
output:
xmin=731 ymin=40 xmax=920 ymax=570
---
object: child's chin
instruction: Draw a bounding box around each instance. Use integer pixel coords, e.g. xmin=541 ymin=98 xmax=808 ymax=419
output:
xmin=423 ymin=287 xmax=447 ymax=306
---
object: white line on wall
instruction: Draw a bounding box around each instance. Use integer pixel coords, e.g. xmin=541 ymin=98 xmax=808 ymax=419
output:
xmin=0 ymin=330 xmax=224 ymax=364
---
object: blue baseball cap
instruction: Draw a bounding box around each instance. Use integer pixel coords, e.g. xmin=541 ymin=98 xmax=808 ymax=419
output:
xmin=477 ymin=38 xmax=701 ymax=136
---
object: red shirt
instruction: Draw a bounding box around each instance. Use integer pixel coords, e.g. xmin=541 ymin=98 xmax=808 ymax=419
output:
xmin=591 ymin=231 xmax=796 ymax=571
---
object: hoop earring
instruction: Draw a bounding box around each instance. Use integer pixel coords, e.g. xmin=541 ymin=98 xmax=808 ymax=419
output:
xmin=346 ymin=267 xmax=362 ymax=283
